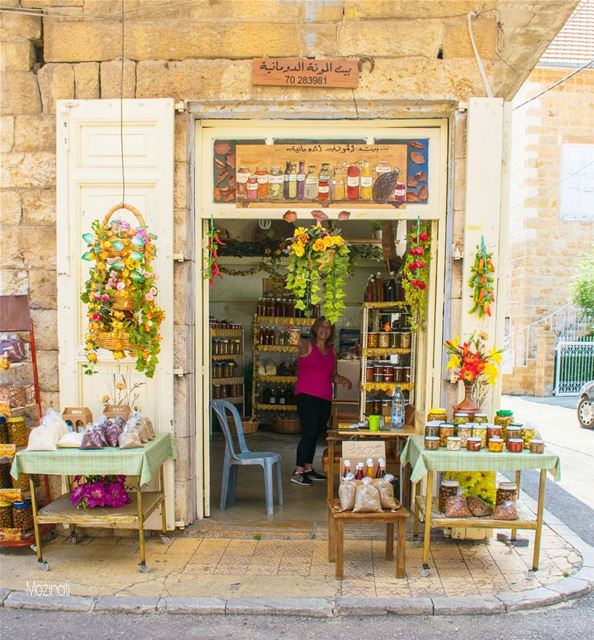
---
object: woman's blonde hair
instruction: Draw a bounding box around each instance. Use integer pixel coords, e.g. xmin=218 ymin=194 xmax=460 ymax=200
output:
xmin=310 ymin=316 xmax=335 ymax=349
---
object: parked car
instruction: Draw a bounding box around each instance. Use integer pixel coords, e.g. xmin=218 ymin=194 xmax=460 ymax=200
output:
xmin=577 ymin=381 xmax=594 ymax=429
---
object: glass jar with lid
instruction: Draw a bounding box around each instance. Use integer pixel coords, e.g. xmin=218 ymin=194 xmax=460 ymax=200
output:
xmin=0 ymin=415 xmax=8 ymax=444
xmin=439 ymin=480 xmax=459 ymax=513
xmin=496 ymin=483 xmax=517 ymax=505
xmin=12 ymin=499 xmax=33 ymax=532
xmin=236 ymin=167 xmax=251 ymax=200
xmin=268 ymin=166 xmax=283 ymax=200
xmin=7 ymin=417 xmax=28 ymax=447
xmin=0 ymin=501 xmax=13 ymax=528
xmin=427 ymin=408 xmax=447 ymax=423
xmin=494 ymin=410 xmax=514 ymax=440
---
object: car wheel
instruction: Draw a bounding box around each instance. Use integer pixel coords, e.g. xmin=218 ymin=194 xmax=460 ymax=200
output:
xmin=577 ymin=397 xmax=594 ymax=429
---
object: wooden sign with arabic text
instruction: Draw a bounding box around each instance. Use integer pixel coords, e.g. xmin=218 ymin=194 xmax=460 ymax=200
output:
xmin=252 ymin=57 xmax=359 ymax=88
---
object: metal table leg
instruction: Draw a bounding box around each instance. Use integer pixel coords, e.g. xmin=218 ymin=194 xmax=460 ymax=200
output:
xmin=29 ymin=476 xmax=48 ymax=571
xmin=511 ymin=470 xmax=521 ymax=542
xmin=159 ymin=466 xmax=170 ymax=544
xmin=422 ymin=470 xmax=433 ymax=573
xmin=532 ymin=469 xmax=547 ymax=571
xmin=136 ymin=483 xmax=148 ymax=573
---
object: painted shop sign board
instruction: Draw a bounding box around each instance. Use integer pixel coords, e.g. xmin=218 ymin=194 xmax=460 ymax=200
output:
xmin=252 ymin=57 xmax=359 ymax=88
xmin=234 ymin=142 xmax=408 ymax=209
xmin=342 ymin=440 xmax=386 ymax=460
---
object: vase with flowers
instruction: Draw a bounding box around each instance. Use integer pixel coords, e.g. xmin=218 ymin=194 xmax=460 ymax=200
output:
xmin=445 ymin=333 xmax=503 ymax=414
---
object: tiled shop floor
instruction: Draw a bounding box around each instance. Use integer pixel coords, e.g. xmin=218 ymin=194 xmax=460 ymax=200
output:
xmin=0 ymin=525 xmax=581 ymax=600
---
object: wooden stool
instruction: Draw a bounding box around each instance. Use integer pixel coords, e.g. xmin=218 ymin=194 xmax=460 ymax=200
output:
xmin=327 ymin=499 xmax=409 ymax=579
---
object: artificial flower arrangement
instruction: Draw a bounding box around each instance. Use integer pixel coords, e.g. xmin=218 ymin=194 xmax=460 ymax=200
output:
xmin=444 ymin=471 xmax=497 ymax=506
xmin=468 ymin=237 xmax=495 ymax=318
xmin=81 ymin=206 xmax=164 ymax=378
xmin=284 ymin=223 xmax=350 ymax=324
xmin=70 ymin=475 xmax=130 ymax=509
xmin=402 ymin=222 xmax=431 ymax=331
xmin=203 ymin=217 xmax=225 ymax=287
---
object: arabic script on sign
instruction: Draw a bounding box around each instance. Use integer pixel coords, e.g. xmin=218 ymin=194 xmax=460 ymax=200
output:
xmin=252 ymin=57 xmax=359 ymax=89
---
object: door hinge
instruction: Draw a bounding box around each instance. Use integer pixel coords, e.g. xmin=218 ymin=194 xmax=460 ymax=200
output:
xmin=173 ymin=253 xmax=189 ymax=263
xmin=175 ymin=100 xmax=188 ymax=113
xmin=173 ymin=368 xmax=187 ymax=377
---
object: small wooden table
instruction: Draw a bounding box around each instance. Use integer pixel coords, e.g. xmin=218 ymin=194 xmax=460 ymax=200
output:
xmin=328 ymin=498 xmax=408 ymax=579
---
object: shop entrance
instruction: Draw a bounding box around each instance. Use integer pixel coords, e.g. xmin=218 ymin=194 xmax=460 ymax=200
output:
xmin=193 ymin=120 xmax=448 ymax=529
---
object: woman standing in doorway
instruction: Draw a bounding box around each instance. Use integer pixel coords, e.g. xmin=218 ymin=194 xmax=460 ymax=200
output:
xmin=291 ymin=317 xmax=352 ymax=486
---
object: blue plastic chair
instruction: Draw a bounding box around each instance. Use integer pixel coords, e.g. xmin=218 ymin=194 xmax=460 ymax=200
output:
xmin=211 ymin=400 xmax=283 ymax=516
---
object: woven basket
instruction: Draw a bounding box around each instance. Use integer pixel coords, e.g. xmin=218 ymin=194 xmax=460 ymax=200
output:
xmin=229 ymin=415 xmax=259 ymax=435
xmin=95 ymin=332 xmax=138 ymax=353
xmin=272 ymin=415 xmax=302 ymax=434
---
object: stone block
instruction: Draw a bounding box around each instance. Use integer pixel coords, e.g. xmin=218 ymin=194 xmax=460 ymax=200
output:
xmin=28 ymin=269 xmax=57 ymax=309
xmin=21 ymin=188 xmax=56 ymax=224
xmin=30 ymin=309 xmax=58 ymax=350
xmin=21 ymin=0 xmax=82 ymax=6
xmin=14 ymin=116 xmax=55 ymax=152
xmin=174 ymin=162 xmax=188 ymax=209
xmin=174 ymin=208 xmax=190 ymax=256
xmin=443 ymin=18 xmax=498 ymax=59
xmin=174 ymin=434 xmax=192 ymax=482
xmin=74 ymin=62 xmax=100 ymax=99
xmin=336 ymin=597 xmax=388 ymax=615
xmin=0 ymin=40 xmax=36 ymax=71
xmin=173 ymin=261 xmax=192 ymax=326
xmin=93 ymin=595 xmax=159 ymax=613
xmin=1 ymin=152 xmax=55 ymax=189
xmin=44 ymin=20 xmax=120 ymax=62
xmin=37 ymin=64 xmax=75 ymax=113
xmin=19 ymin=224 xmax=57 ymax=270
xmin=454 ymin=158 xmax=466 ymax=211
xmin=0 ymin=225 xmax=23 ymax=269
xmin=300 ymin=24 xmax=338 ymax=57
xmin=174 ymin=325 xmax=194 ymax=373
xmin=0 ymin=13 xmax=41 ymax=40
xmin=0 ymin=116 xmax=14 ymax=152
xmin=0 ymin=268 xmax=28 ymax=294
xmin=432 ymin=595 xmax=504 ymax=615
xmin=546 ymin=577 xmax=591 ymax=601
xmin=100 ymin=59 xmax=136 ymax=99
xmin=174 ymin=376 xmax=193 ymax=439
xmin=0 ymin=72 xmax=41 ymax=115
xmin=337 ymin=20 xmax=442 ymax=57
xmin=174 ymin=113 xmax=189 ymax=163
xmin=37 ymin=350 xmax=59 ymax=392
xmin=163 ymin=596 xmax=226 ymax=614
xmin=0 ymin=189 xmax=21 ymax=224
xmin=225 ymin=597 xmax=334 ymax=617
xmin=497 ymin=587 xmax=563 ymax=612
xmin=174 ymin=478 xmax=191 ymax=523
xmin=384 ymin=597 xmax=434 ymax=615
xmin=4 ymin=591 xmax=93 ymax=612
xmin=344 ymin=0 xmax=479 ymax=19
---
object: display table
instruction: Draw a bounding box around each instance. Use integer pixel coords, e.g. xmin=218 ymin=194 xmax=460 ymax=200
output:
xmin=401 ymin=435 xmax=561 ymax=572
xmin=10 ymin=433 xmax=176 ymax=572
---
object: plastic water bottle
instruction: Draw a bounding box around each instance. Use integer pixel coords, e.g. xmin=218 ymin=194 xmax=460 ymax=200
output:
xmin=391 ymin=386 xmax=405 ymax=431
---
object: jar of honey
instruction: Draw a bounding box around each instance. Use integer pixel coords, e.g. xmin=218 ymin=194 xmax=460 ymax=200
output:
xmin=366 ymin=364 xmax=374 ymax=382
xmin=488 ymin=436 xmax=504 ymax=453
xmin=505 ymin=425 xmax=521 ymax=443
xmin=439 ymin=480 xmax=459 ymax=513
xmin=507 ymin=438 xmax=524 ymax=453
xmin=487 ymin=424 xmax=503 ymax=443
xmin=439 ymin=424 xmax=455 ymax=447
xmin=383 ymin=365 xmax=395 ymax=383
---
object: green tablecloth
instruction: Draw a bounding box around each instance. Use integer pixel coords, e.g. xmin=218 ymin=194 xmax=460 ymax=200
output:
xmin=401 ymin=435 xmax=561 ymax=484
xmin=10 ymin=433 xmax=176 ymax=486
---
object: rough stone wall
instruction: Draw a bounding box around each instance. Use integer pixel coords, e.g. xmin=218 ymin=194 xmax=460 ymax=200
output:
xmin=502 ymin=329 xmax=555 ymax=396
xmin=503 ymin=66 xmax=594 ymax=394
xmin=1 ymin=0 xmax=548 ymax=522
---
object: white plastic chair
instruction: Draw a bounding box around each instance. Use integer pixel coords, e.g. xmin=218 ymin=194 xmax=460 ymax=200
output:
xmin=211 ymin=400 xmax=283 ymax=516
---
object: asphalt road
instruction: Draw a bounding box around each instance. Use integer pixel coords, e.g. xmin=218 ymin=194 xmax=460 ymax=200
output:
xmin=2 ymin=594 xmax=594 ymax=640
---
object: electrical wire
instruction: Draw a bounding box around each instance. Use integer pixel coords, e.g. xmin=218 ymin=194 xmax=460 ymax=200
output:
xmin=513 ymin=57 xmax=594 ymax=110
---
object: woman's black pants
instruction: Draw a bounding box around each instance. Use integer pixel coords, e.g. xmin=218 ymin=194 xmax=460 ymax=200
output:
xmin=296 ymin=393 xmax=332 ymax=467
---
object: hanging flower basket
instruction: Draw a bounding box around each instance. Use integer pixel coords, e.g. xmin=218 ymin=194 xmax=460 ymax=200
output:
xmin=81 ymin=203 xmax=164 ymax=378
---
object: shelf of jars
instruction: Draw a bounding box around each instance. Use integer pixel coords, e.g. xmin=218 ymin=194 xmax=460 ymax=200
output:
xmin=212 ymin=377 xmax=244 ymax=386
xmin=255 ymin=403 xmax=298 ymax=412
xmin=362 ymin=348 xmax=411 ymax=357
xmin=210 ymin=328 xmax=243 ymax=338
xmin=254 ymin=345 xmax=299 ymax=353
xmin=255 ymin=316 xmax=315 ymax=326
xmin=210 ymin=320 xmax=245 ymax=416
xmin=362 ymin=382 xmax=414 ymax=393
xmin=256 ymin=375 xmax=298 ymax=384
xmin=212 ymin=354 xmax=241 ymax=361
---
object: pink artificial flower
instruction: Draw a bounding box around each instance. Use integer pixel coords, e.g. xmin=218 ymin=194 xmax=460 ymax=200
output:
xmin=145 ymin=292 xmax=154 ymax=302
xmin=92 ymin=313 xmax=100 ymax=321
xmin=101 ymin=294 xmax=110 ymax=302
xmin=117 ymin=282 xmax=126 ymax=290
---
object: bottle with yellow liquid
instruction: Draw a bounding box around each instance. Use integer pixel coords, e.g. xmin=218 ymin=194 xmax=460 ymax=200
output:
xmin=365 ymin=457 xmax=375 ymax=479
xmin=360 ymin=161 xmax=373 ymax=201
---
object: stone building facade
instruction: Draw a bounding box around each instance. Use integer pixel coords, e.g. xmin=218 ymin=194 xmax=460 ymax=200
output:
xmin=0 ymin=0 xmax=578 ymax=523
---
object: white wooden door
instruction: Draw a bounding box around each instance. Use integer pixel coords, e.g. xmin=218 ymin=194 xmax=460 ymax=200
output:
xmin=56 ymin=99 xmax=175 ymax=529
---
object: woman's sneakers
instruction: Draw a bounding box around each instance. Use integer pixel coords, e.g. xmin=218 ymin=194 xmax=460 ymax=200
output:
xmin=304 ymin=469 xmax=327 ymax=481
xmin=291 ymin=471 xmax=313 ymax=486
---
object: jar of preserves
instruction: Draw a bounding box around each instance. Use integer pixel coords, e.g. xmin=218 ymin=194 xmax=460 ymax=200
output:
xmin=521 ymin=425 xmax=536 ymax=449
xmin=487 ymin=425 xmax=503 ymax=442
xmin=12 ymin=499 xmax=33 ymax=532
xmin=288 ymin=328 xmax=301 ymax=346
xmin=530 ymin=439 xmax=545 ymax=454
xmin=255 ymin=166 xmax=269 ymax=199
xmin=453 ymin=412 xmax=469 ymax=425
xmin=488 ymin=436 xmax=504 ymax=453
xmin=496 ymin=483 xmax=517 ymax=505
xmin=473 ymin=413 xmax=488 ymax=424
xmin=268 ymin=165 xmax=283 ymax=200
xmin=383 ymin=368 xmax=394 ymax=383
xmin=507 ymin=438 xmax=524 ymax=453
xmin=0 ymin=415 xmax=8 ymax=444
xmin=424 ymin=436 xmax=440 ymax=450
xmin=447 ymin=436 xmax=462 ymax=451
xmin=505 ymin=425 xmax=521 ymax=442
xmin=472 ymin=425 xmax=488 ymax=448
xmin=439 ymin=424 xmax=455 ymax=447
xmin=439 ymin=480 xmax=459 ymax=513
xmin=494 ymin=409 xmax=514 ymax=440
xmin=366 ymin=364 xmax=374 ymax=382
xmin=7 ymin=417 xmax=28 ymax=447
xmin=400 ymin=332 xmax=412 ymax=349
xmin=373 ymin=373 xmax=384 ymax=383
xmin=378 ymin=332 xmax=390 ymax=349
xmin=368 ymin=332 xmax=379 ymax=348
xmin=0 ymin=501 xmax=13 ymax=528
xmin=427 ymin=408 xmax=447 ymax=422
xmin=236 ymin=167 xmax=251 ymax=200
xmin=466 ymin=436 xmax=482 ymax=451
xmin=394 ymin=367 xmax=405 ymax=383
xmin=456 ymin=425 xmax=473 ymax=447
xmin=425 ymin=423 xmax=441 ymax=438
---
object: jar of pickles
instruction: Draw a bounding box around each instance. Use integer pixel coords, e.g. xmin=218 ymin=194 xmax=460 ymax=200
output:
xmin=505 ymin=425 xmax=521 ymax=443
xmin=7 ymin=417 xmax=28 ymax=447
xmin=496 ymin=483 xmax=517 ymax=505
xmin=530 ymin=439 xmax=545 ymax=454
xmin=0 ymin=462 xmax=12 ymax=488
xmin=447 ymin=436 xmax=462 ymax=451
xmin=424 ymin=436 xmax=440 ymax=450
xmin=473 ymin=412 xmax=488 ymax=424
xmin=439 ymin=424 xmax=455 ymax=447
xmin=453 ymin=412 xmax=470 ymax=424
xmin=12 ymin=499 xmax=33 ymax=532
xmin=427 ymin=408 xmax=447 ymax=423
xmin=400 ymin=332 xmax=412 ymax=349
xmin=456 ymin=425 xmax=473 ymax=447
xmin=488 ymin=436 xmax=505 ymax=452
xmin=494 ymin=410 xmax=514 ymax=440
xmin=521 ymin=425 xmax=536 ymax=449
xmin=472 ymin=425 xmax=488 ymax=448
xmin=439 ymin=480 xmax=459 ymax=513
xmin=0 ymin=501 xmax=13 ymax=528
xmin=425 ymin=421 xmax=441 ymax=438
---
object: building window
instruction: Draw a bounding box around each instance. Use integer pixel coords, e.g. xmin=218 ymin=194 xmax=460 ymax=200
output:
xmin=560 ymin=143 xmax=594 ymax=221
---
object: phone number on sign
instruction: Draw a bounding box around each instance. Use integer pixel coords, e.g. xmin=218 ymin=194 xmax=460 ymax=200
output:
xmin=285 ymin=75 xmax=328 ymax=85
